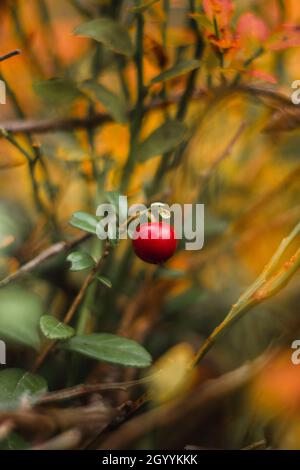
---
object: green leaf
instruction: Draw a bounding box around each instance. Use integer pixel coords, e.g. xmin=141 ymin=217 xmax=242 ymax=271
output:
xmin=0 ymin=287 xmax=43 ymax=350
xmin=0 ymin=369 xmax=47 ymax=410
xmin=190 ymin=13 xmax=214 ymax=32
xmin=69 ymin=211 xmax=98 ymax=234
xmin=96 ymin=276 xmax=112 ymax=288
xmin=74 ymin=18 xmax=134 ymax=56
xmin=0 ymin=432 xmax=28 ymax=450
xmin=33 ymin=78 xmax=82 ymax=105
xmin=62 ymin=333 xmax=152 ymax=368
xmin=67 ymin=251 xmax=95 ymax=271
xmin=151 ymin=60 xmax=200 ymax=84
xmin=40 ymin=315 xmax=75 ymax=340
xmin=130 ymin=0 xmax=159 ymax=12
xmin=81 ymin=81 xmax=128 ymax=124
xmin=138 ymin=120 xmax=188 ymax=161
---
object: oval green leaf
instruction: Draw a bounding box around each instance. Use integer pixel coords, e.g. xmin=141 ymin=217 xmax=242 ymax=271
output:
xmin=0 ymin=369 xmax=47 ymax=410
xmin=62 ymin=333 xmax=152 ymax=368
xmin=40 ymin=315 xmax=75 ymax=340
xmin=81 ymin=81 xmax=128 ymax=124
xmin=69 ymin=211 xmax=98 ymax=234
xmin=151 ymin=59 xmax=200 ymax=84
xmin=138 ymin=120 xmax=188 ymax=161
xmin=74 ymin=18 xmax=134 ymax=57
xmin=67 ymin=251 xmax=95 ymax=271
xmin=0 ymin=287 xmax=43 ymax=350
xmin=33 ymin=78 xmax=82 ymax=105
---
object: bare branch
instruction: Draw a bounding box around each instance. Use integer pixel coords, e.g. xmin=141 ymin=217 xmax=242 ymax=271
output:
xmin=0 ymin=49 xmax=21 ymax=63
xmin=0 ymin=232 xmax=91 ymax=288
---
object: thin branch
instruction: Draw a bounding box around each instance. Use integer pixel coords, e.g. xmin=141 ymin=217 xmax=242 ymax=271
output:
xmin=0 ymin=233 xmax=91 ymax=288
xmin=200 ymin=120 xmax=247 ymax=191
xmin=36 ymin=375 xmax=156 ymax=405
xmin=0 ymin=85 xmax=290 ymax=136
xmin=0 ymin=49 xmax=21 ymax=63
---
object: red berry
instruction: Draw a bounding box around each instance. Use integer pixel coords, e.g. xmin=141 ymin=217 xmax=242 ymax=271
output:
xmin=132 ymin=222 xmax=177 ymax=264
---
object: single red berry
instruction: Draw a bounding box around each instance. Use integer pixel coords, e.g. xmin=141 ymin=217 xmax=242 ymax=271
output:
xmin=132 ymin=222 xmax=177 ymax=264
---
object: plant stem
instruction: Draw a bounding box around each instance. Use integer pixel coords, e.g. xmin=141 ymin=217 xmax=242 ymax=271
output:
xmin=120 ymin=12 xmax=145 ymax=192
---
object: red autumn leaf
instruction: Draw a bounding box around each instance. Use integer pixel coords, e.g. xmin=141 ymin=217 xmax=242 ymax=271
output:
xmin=203 ymin=0 xmax=234 ymax=28
xmin=246 ymin=69 xmax=277 ymax=84
xmin=268 ymin=23 xmax=300 ymax=50
xmin=237 ymin=13 xmax=270 ymax=43
xmin=208 ymin=30 xmax=239 ymax=51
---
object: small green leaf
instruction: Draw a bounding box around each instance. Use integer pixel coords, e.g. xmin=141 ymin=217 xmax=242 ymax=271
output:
xmin=0 ymin=369 xmax=47 ymax=410
xmin=40 ymin=315 xmax=75 ymax=340
xmin=190 ymin=13 xmax=214 ymax=32
xmin=33 ymin=78 xmax=82 ymax=105
xmin=151 ymin=60 xmax=200 ymax=84
xmin=74 ymin=18 xmax=134 ymax=56
xmin=67 ymin=251 xmax=95 ymax=271
xmin=81 ymin=81 xmax=128 ymax=124
xmin=0 ymin=287 xmax=43 ymax=350
xmin=130 ymin=0 xmax=159 ymax=12
xmin=69 ymin=211 xmax=98 ymax=234
xmin=96 ymin=276 xmax=112 ymax=288
xmin=138 ymin=120 xmax=188 ymax=161
xmin=62 ymin=333 xmax=152 ymax=368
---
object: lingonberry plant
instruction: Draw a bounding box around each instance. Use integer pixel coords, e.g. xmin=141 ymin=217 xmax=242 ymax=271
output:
xmin=0 ymin=0 xmax=300 ymax=451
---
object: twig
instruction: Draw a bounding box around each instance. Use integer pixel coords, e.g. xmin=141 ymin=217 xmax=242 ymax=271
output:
xmin=200 ymin=120 xmax=247 ymax=190
xmin=0 ymin=85 xmax=290 ymax=136
xmin=36 ymin=375 xmax=156 ymax=405
xmin=0 ymin=49 xmax=21 ymax=62
xmin=0 ymin=233 xmax=91 ymax=288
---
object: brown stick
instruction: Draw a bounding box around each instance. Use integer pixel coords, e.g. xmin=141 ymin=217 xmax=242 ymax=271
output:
xmin=0 ymin=49 xmax=21 ymax=63
xmin=0 ymin=86 xmax=290 ymax=135
xmin=36 ymin=375 xmax=155 ymax=404
xmin=0 ymin=232 xmax=91 ymax=288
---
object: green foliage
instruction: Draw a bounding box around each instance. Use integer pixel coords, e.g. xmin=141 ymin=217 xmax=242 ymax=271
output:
xmin=62 ymin=333 xmax=152 ymax=367
xmin=138 ymin=120 xmax=188 ymax=161
xmin=151 ymin=60 xmax=200 ymax=84
xmin=0 ymin=288 xmax=43 ymax=350
xmin=69 ymin=211 xmax=98 ymax=234
xmin=40 ymin=315 xmax=75 ymax=340
xmin=0 ymin=432 xmax=28 ymax=450
xmin=81 ymin=81 xmax=128 ymax=123
xmin=33 ymin=78 xmax=82 ymax=105
xmin=0 ymin=369 xmax=47 ymax=410
xmin=67 ymin=251 xmax=95 ymax=271
xmin=74 ymin=18 xmax=134 ymax=56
